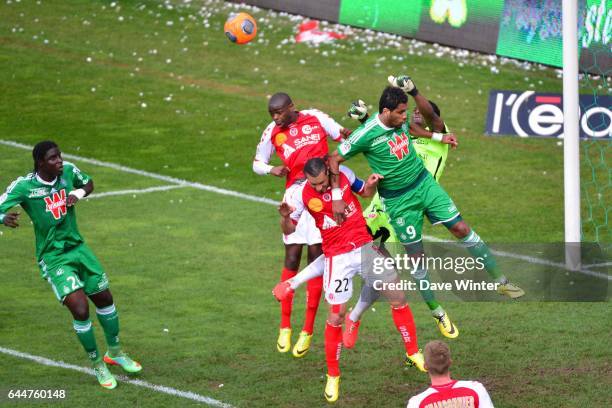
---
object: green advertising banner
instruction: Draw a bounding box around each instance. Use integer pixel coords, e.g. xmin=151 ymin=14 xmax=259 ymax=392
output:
xmin=496 ymin=0 xmax=587 ymax=67
xmin=580 ymin=0 xmax=611 ymax=75
xmin=338 ymin=0 xmax=423 ymax=36
xmin=417 ymin=0 xmax=505 ymax=53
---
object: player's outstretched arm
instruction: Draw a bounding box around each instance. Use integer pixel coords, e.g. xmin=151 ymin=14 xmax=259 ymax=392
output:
xmin=67 ymin=180 xmax=93 ymax=207
xmin=328 ymin=150 xmax=348 ymax=224
xmin=361 ymin=174 xmax=384 ymax=198
xmin=409 ymin=123 xmax=458 ymax=148
xmin=278 ymin=202 xmax=297 ymax=235
xmin=388 ymin=75 xmax=445 ymax=132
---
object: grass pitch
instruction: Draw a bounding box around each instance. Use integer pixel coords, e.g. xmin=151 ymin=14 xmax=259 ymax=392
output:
xmin=0 ymin=1 xmax=609 ymax=407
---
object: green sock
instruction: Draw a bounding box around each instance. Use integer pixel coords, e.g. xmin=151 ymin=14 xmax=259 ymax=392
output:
xmin=413 ymin=269 xmax=441 ymax=311
xmin=73 ymin=319 xmax=100 ymax=364
xmin=96 ymin=304 xmax=121 ymax=357
xmin=461 ymin=230 xmax=505 ymax=282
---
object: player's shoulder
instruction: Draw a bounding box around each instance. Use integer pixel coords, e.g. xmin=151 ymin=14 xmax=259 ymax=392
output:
xmin=4 ymin=173 xmax=35 ymax=194
xmin=454 ymin=380 xmax=484 ymax=388
xmin=407 ymin=386 xmax=437 ymax=408
xmin=347 ymin=116 xmax=385 ymax=142
xmin=259 ymin=121 xmax=277 ymax=142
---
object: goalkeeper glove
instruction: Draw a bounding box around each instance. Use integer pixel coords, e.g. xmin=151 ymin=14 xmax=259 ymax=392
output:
xmin=388 ymin=75 xmax=419 ymax=96
xmin=348 ymin=99 xmax=369 ymax=123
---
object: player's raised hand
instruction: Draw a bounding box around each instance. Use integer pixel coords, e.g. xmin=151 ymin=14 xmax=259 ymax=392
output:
xmin=388 ymin=75 xmax=418 ymax=96
xmin=278 ymin=202 xmax=294 ymax=217
xmin=2 ymin=212 xmax=20 ymax=228
xmin=270 ymin=165 xmax=289 ymax=177
xmin=442 ymin=133 xmax=458 ymax=148
xmin=348 ymin=100 xmax=369 ymax=123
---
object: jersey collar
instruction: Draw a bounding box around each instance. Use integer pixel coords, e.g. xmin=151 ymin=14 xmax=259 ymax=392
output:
xmin=35 ymin=173 xmax=57 ymax=186
xmin=375 ymin=114 xmax=393 ymax=130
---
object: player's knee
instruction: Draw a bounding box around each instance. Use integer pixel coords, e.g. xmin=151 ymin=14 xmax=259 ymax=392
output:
xmin=284 ymin=254 xmax=301 ymax=270
xmin=327 ymin=313 xmax=343 ymax=326
xmin=451 ymin=221 xmax=471 ymax=239
xmin=70 ymin=303 xmax=90 ymax=321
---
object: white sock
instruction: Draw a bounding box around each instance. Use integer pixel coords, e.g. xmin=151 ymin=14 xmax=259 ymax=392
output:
xmin=349 ymin=285 xmax=380 ymax=322
xmin=290 ymin=254 xmax=325 ymax=290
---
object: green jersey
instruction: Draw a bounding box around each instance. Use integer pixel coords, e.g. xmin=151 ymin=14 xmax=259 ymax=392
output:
xmin=338 ymin=115 xmax=425 ymax=191
xmin=0 ymin=162 xmax=91 ymax=260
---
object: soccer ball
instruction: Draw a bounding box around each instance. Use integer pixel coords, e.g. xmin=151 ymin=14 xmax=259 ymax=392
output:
xmin=224 ymin=12 xmax=257 ymax=45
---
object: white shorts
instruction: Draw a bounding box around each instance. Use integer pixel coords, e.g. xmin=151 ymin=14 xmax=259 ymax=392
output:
xmin=323 ymin=247 xmax=363 ymax=305
xmin=282 ymin=182 xmax=322 ymax=246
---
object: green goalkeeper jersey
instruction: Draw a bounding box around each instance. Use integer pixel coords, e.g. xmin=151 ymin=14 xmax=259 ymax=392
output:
xmin=338 ymin=115 xmax=425 ymax=191
xmin=0 ymin=162 xmax=91 ymax=260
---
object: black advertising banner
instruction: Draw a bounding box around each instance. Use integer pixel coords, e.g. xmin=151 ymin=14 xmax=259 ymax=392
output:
xmin=485 ymin=90 xmax=612 ymax=139
xmin=416 ymin=0 xmax=505 ymax=53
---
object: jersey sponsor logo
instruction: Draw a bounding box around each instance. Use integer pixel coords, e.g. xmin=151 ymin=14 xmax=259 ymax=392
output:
xmin=289 ymin=128 xmax=298 ymax=136
xmin=388 ymin=133 xmax=410 ymax=160
xmin=28 ymin=187 xmax=49 ymax=198
xmin=301 ymin=124 xmax=312 ymax=135
xmin=321 ymin=215 xmax=338 ymax=230
xmin=423 ymin=396 xmax=475 ymax=408
xmin=371 ymin=136 xmax=388 ymax=147
xmin=56 ymin=267 xmax=64 ymax=277
xmin=344 ymin=201 xmax=357 ymax=218
xmin=307 ymin=198 xmax=324 ymax=212
xmin=396 ymin=217 xmax=405 ymax=226
xmin=44 ymin=189 xmax=67 ymax=220
xmin=275 ymin=133 xmax=287 ymax=146
xmin=293 ymin=134 xmax=321 ymax=149
xmin=322 ymin=192 xmax=331 ymax=202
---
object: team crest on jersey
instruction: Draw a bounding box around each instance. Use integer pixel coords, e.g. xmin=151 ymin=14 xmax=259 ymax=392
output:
xmin=301 ymin=124 xmax=312 ymax=135
xmin=322 ymin=215 xmax=338 ymax=230
xmin=307 ymin=198 xmax=323 ymax=212
xmin=289 ymin=128 xmax=298 ymax=136
xmin=275 ymin=133 xmax=287 ymax=147
xmin=388 ymin=133 xmax=410 ymax=160
xmin=322 ymin=192 xmax=331 ymax=202
xmin=44 ymin=189 xmax=67 ymax=220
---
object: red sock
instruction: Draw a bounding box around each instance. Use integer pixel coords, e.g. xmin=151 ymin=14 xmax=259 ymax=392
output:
xmin=325 ymin=322 xmax=342 ymax=376
xmin=280 ymin=268 xmax=297 ymax=329
xmin=302 ymin=276 xmax=323 ymax=334
xmin=391 ymin=305 xmax=419 ymax=355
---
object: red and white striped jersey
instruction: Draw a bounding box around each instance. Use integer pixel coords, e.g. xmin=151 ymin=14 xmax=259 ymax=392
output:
xmin=407 ymin=380 xmax=494 ymax=408
xmin=288 ymin=166 xmax=371 ymax=257
xmin=254 ymin=109 xmax=343 ymax=187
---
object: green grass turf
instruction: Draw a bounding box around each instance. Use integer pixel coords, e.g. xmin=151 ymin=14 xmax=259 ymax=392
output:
xmin=0 ymin=1 xmax=610 ymax=407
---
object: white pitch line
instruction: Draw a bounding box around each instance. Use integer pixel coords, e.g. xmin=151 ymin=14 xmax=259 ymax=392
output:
xmin=1 ymin=139 xmax=608 ymax=280
xmin=424 ymin=236 xmax=611 ymax=280
xmin=0 ymin=346 xmax=233 ymax=407
xmin=0 ymin=140 xmax=278 ymax=206
xmin=86 ymin=185 xmax=186 ymax=200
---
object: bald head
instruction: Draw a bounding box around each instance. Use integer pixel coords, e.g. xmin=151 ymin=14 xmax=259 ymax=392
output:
xmin=268 ymin=92 xmax=292 ymax=110
xmin=268 ymin=92 xmax=297 ymax=128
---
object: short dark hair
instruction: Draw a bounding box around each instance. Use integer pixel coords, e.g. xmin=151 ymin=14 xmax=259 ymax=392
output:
xmin=32 ymin=140 xmax=58 ymax=171
xmin=379 ymin=86 xmax=408 ymax=113
xmin=304 ymin=157 xmax=327 ymax=177
xmin=268 ymin=92 xmax=292 ymax=109
xmin=424 ymin=340 xmax=452 ymax=375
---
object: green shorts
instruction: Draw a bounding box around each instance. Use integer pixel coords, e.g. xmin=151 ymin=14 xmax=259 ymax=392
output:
xmin=381 ymin=173 xmax=460 ymax=244
xmin=38 ymin=243 xmax=109 ymax=302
